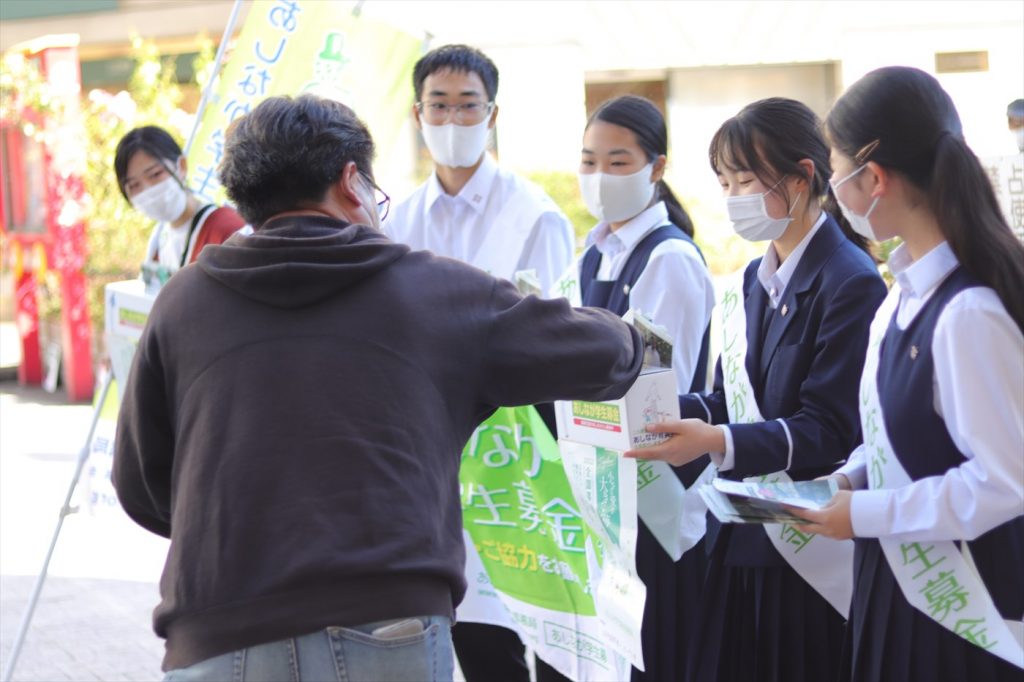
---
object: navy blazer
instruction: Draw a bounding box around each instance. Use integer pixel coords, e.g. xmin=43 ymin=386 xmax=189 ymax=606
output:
xmin=680 ymin=215 xmax=887 ymax=564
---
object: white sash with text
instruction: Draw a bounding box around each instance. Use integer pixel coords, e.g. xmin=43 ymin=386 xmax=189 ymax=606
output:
xmin=719 ymin=275 xmax=854 ymax=618
xmin=861 ymin=288 xmax=1024 ymax=668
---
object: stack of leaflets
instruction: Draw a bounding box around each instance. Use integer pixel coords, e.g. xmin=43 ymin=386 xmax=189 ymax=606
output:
xmin=630 ymin=310 xmax=673 ymax=370
xmin=698 ymin=477 xmax=839 ymax=524
xmin=513 ymin=269 xmax=543 ymax=298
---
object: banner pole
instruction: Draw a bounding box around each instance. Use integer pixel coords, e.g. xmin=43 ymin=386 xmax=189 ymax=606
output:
xmin=183 ymin=0 xmax=244 ymax=158
xmin=2 ymin=373 xmax=114 ymax=682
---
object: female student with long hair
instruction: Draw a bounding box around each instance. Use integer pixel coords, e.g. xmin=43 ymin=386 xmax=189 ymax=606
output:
xmin=575 ymin=94 xmax=715 ymax=682
xmin=792 ymin=66 xmax=1024 ymax=682
xmin=628 ymin=97 xmax=887 ymax=682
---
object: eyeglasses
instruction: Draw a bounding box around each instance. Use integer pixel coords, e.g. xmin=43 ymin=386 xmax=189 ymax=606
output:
xmin=415 ymin=100 xmax=495 ymax=125
xmin=361 ymin=173 xmax=390 ymax=222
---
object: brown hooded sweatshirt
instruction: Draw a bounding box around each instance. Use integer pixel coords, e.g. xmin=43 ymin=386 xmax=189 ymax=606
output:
xmin=113 ymin=215 xmax=643 ymax=670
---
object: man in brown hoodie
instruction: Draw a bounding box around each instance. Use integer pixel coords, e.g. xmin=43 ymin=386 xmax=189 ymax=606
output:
xmin=113 ymin=94 xmax=643 ymax=681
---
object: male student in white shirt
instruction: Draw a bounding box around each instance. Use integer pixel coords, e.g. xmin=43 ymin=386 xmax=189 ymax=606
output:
xmin=385 ymin=44 xmax=574 ymax=293
xmin=384 ymin=44 xmax=575 ymax=682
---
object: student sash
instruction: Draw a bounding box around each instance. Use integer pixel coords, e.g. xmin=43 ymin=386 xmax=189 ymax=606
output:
xmin=860 ymin=288 xmax=1024 ymax=668
xmin=719 ymin=276 xmax=855 ymax=618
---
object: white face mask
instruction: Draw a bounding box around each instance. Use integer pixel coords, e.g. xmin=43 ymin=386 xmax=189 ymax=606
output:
xmin=725 ymin=178 xmax=800 ymax=242
xmin=830 ymin=164 xmax=881 ymax=242
xmin=578 ymin=163 xmax=656 ymax=224
xmin=1014 ymin=127 xmax=1024 ymax=153
xmin=420 ymin=118 xmax=491 ymax=168
xmin=131 ymin=175 xmax=188 ymax=224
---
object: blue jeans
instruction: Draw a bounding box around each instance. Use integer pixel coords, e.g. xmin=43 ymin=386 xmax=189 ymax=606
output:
xmin=163 ymin=616 xmax=453 ymax=681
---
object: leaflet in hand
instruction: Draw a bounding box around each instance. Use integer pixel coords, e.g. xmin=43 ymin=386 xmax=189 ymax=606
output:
xmin=629 ymin=309 xmax=673 ymax=370
xmin=513 ymin=269 xmax=543 ymax=298
xmin=698 ymin=477 xmax=839 ymax=525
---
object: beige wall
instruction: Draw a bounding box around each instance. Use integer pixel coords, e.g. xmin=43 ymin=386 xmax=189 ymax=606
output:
xmin=486 ymin=43 xmax=587 ymax=176
xmin=1 ymin=0 xmax=247 ymax=54
xmin=3 ymin=0 xmax=1021 ymax=221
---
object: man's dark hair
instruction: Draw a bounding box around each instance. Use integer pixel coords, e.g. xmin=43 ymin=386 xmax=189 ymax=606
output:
xmin=1008 ymin=98 xmax=1024 ymax=119
xmin=219 ymin=94 xmax=375 ymax=227
xmin=412 ymin=44 xmax=499 ymax=102
xmin=114 ymin=126 xmax=183 ymax=201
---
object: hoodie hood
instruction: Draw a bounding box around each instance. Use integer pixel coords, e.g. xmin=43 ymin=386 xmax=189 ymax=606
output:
xmin=198 ymin=215 xmax=409 ymax=308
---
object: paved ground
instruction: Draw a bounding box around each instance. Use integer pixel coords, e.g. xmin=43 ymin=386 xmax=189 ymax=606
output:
xmin=0 ymin=576 xmax=164 ymax=681
xmin=0 ymin=380 xmax=169 ymax=681
xmin=0 ymin=380 xmax=476 ymax=682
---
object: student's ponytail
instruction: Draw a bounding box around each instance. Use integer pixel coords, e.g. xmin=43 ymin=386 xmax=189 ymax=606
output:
xmin=827 ymin=66 xmax=1024 ymax=331
xmin=658 ymin=179 xmax=695 ymax=237
xmin=589 ymin=95 xmax=696 ymax=237
xmin=930 ymin=132 xmax=1024 ymax=331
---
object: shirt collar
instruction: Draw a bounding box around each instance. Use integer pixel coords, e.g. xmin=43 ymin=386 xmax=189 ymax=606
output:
xmin=423 ymin=153 xmax=498 ymax=217
xmin=758 ymin=210 xmax=827 ymax=303
xmin=585 ymin=201 xmax=669 ymax=258
xmin=889 ymin=240 xmax=958 ymax=299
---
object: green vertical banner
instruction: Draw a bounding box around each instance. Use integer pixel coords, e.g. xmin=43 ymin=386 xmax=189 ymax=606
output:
xmin=460 ymin=406 xmax=643 ymax=680
xmin=185 ymin=0 xmax=421 ymax=205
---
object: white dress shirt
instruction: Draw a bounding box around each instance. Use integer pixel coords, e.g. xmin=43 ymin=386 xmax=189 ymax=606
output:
xmin=714 ymin=212 xmax=827 ymax=470
xmin=384 ymin=153 xmax=574 ymax=294
xmin=584 ymin=201 xmax=715 ymax=394
xmin=836 ymin=241 xmax=1024 ymax=541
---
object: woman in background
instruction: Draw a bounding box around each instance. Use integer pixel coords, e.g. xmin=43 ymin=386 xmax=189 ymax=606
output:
xmin=115 ymin=126 xmax=245 ymax=276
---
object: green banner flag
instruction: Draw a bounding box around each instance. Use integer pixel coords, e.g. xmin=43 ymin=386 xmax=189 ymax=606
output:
xmin=185 ymin=0 xmax=422 ymax=205
xmin=460 ymin=406 xmax=645 ymax=679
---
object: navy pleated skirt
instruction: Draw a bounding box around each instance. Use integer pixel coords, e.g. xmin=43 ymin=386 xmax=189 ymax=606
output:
xmin=685 ymin=525 xmax=846 ymax=682
xmin=841 ymin=538 xmax=1024 ymax=682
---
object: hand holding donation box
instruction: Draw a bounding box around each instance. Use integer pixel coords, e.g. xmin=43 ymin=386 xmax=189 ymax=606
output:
xmin=699 ymin=478 xmax=840 ymax=525
xmin=554 ymin=310 xmax=679 ymax=452
xmin=555 ymin=309 xmax=709 ymax=564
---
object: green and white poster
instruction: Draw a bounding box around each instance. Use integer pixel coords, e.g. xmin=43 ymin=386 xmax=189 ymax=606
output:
xmin=459 ymin=407 xmax=644 ymax=680
xmin=185 ymin=0 xmax=422 ymax=205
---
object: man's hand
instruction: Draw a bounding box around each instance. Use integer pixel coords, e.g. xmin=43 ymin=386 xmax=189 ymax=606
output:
xmin=623 ymin=419 xmax=724 ymax=467
xmin=789 ymin=490 xmax=855 ymax=540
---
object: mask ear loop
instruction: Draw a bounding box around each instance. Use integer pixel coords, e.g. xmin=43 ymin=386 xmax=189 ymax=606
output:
xmin=160 ymin=156 xmax=190 ymax=192
xmin=764 ymin=174 xmax=794 ymax=217
xmin=786 ymin=191 xmax=803 ymax=217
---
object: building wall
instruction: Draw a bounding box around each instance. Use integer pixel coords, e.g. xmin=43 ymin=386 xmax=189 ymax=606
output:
xmin=3 ymin=0 xmax=1022 ymax=248
xmin=664 ymin=62 xmax=839 ymax=242
xmin=485 ymin=43 xmax=587 ymax=177
xmin=0 ymin=0 xmax=245 ymax=54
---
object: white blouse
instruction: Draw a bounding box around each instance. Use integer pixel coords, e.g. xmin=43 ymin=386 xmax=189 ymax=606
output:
xmin=584 ymin=201 xmax=715 ymax=394
xmin=836 ymin=241 xmax=1024 ymax=542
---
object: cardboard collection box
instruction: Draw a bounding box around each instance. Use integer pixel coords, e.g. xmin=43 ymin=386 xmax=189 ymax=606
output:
xmin=104 ymin=279 xmax=158 ymax=395
xmin=555 ymin=367 xmax=680 ymax=452
xmin=104 ymin=279 xmax=156 ymax=343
